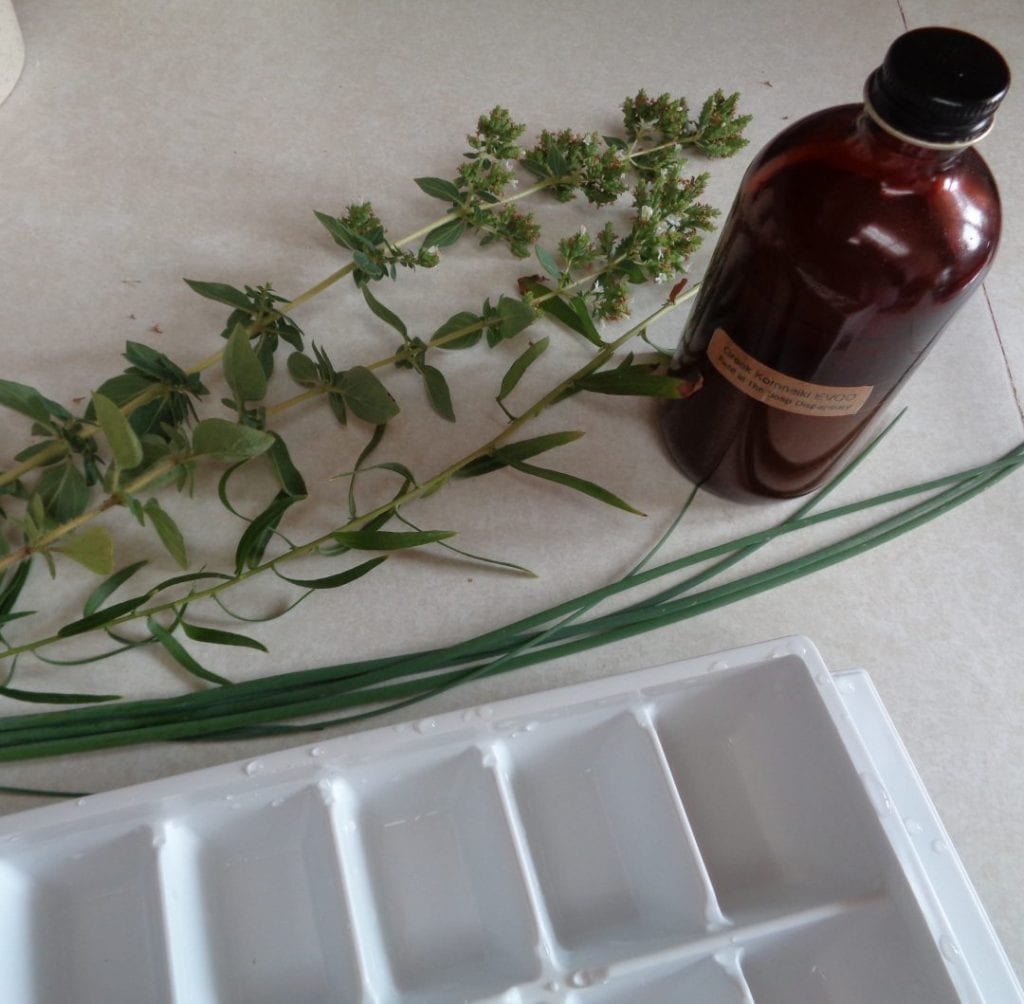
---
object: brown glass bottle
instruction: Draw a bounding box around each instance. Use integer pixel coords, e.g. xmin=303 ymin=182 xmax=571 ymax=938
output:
xmin=660 ymin=28 xmax=1009 ymax=501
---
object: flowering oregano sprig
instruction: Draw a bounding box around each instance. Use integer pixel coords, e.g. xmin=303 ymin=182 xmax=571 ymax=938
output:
xmin=456 ymin=106 xmax=528 ymax=197
xmin=623 ymin=88 xmax=751 ymax=161
xmin=522 ymin=129 xmax=630 ymax=206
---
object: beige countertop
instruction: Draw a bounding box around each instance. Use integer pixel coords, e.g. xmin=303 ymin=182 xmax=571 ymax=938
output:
xmin=1 ymin=0 xmax=1022 ymax=985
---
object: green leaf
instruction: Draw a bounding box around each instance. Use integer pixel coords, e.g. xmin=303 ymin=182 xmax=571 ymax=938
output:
xmin=496 ymin=295 xmax=535 ymax=340
xmin=511 ymin=460 xmax=645 ymax=515
xmin=414 ymin=177 xmax=462 ymax=202
xmin=183 ymin=279 xmax=253 ymax=311
xmin=234 ymin=490 xmax=306 ymax=574
xmin=393 ymin=511 xmax=536 ymax=577
xmin=0 ymin=560 xmax=32 ymax=618
xmin=314 ymin=210 xmax=359 ymax=250
xmin=546 ymin=143 xmax=572 ymax=177
xmin=352 ymin=250 xmax=385 ymax=280
xmin=336 ymin=367 xmax=400 ymax=424
xmin=431 ymin=311 xmax=483 ymax=351
xmin=144 ymin=498 xmax=189 ymax=569
xmin=266 ymin=433 xmax=308 ymax=497
xmin=91 ymin=372 xmax=161 ymax=434
xmin=57 ymin=593 xmax=152 ymax=637
xmin=331 ymin=529 xmax=455 ymax=551
xmin=361 ymin=285 xmax=408 ymax=342
xmin=147 ymin=617 xmax=233 ymax=687
xmin=287 ymin=351 xmax=319 ymax=387
xmin=53 ymin=526 xmax=115 ymax=575
xmin=13 ymin=440 xmax=63 ymax=465
xmin=181 ymin=622 xmax=268 ymax=652
xmin=0 ymin=610 xmax=34 ymax=628
xmin=519 ymin=278 xmax=603 ymax=347
xmin=498 ymin=336 xmax=549 ymax=402
xmin=327 ymin=389 xmax=348 ymax=426
xmin=0 ymin=685 xmax=121 ymax=705
xmin=82 ymin=560 xmax=148 ymax=617
xmin=421 ymin=219 xmax=465 ymax=249
xmin=422 ymin=365 xmax=455 ymax=421
xmin=567 ymin=295 xmax=603 ymax=347
xmin=192 ymin=419 xmax=274 ymax=461
xmin=456 ymin=430 xmax=584 ymax=477
xmin=37 ymin=459 xmax=89 ymax=522
xmin=276 ymin=555 xmax=387 ymax=589
xmin=535 ymin=245 xmax=562 ymax=280
xmin=576 ymin=366 xmax=695 ymax=398
xmin=125 ymin=494 xmax=147 ymax=525
xmin=0 ymin=378 xmax=55 ymax=426
xmin=91 ymin=391 xmax=144 ymax=470
xmin=223 ymin=324 xmax=267 ymax=402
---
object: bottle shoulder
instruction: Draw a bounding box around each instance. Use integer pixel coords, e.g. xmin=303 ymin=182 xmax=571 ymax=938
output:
xmin=728 ymin=105 xmax=1001 ymax=301
xmin=743 ymin=103 xmax=1000 ymax=200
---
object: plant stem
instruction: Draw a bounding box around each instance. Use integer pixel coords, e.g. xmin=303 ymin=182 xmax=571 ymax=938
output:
xmin=0 ymin=291 xmax=693 ymax=665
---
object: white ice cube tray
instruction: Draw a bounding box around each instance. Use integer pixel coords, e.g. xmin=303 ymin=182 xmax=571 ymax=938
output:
xmin=0 ymin=636 xmax=1020 ymax=1004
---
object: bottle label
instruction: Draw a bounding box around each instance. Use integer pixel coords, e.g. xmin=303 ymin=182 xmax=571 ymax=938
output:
xmin=707 ymin=328 xmax=873 ymax=417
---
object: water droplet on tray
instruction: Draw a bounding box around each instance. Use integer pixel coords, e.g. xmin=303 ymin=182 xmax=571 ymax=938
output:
xmin=860 ymin=772 xmax=893 ymax=816
xmin=904 ymin=818 xmax=924 ymax=835
xmin=939 ymin=934 xmax=962 ymax=962
xmin=309 ymin=745 xmax=327 ymax=758
xmin=76 ymin=798 xmax=88 ymax=807
xmin=414 ymin=718 xmax=438 ymax=735
xmin=244 ymin=760 xmax=264 ymax=777
xmin=932 ymin=838 xmax=949 ymax=855
xmin=709 ymin=660 xmax=728 ymax=673
xmin=836 ymin=678 xmax=856 ymax=694
xmin=478 ymin=705 xmax=494 ymax=720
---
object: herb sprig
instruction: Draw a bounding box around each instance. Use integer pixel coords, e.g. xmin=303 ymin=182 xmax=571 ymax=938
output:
xmin=0 ymin=91 xmax=750 ymax=702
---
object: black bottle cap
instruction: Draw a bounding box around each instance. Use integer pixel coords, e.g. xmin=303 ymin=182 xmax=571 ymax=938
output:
xmin=865 ymin=27 xmax=1010 ymax=144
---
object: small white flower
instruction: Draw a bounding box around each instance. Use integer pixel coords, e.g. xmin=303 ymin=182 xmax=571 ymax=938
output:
xmin=509 ymin=178 xmax=519 ymax=189
xmin=591 ymin=280 xmax=603 ymax=294
xmin=655 ymin=220 xmax=669 ymax=235
xmin=425 ymin=246 xmax=438 ymax=256
xmin=654 ymin=273 xmax=667 ymax=284
xmin=578 ymin=225 xmax=588 ymax=236
xmin=640 ymin=205 xmax=654 ymax=221
xmin=666 ymin=214 xmax=681 ymax=227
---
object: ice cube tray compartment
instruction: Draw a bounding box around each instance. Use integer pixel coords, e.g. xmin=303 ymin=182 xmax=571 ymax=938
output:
xmin=7 ymin=824 xmax=172 ymax=1004
xmin=648 ymin=656 xmax=893 ymax=918
xmin=0 ymin=637 xmax=1017 ymax=1004
xmin=347 ymin=746 xmax=540 ymax=1001
xmin=504 ymin=708 xmax=718 ymax=968
xmin=179 ymin=785 xmax=361 ymax=1004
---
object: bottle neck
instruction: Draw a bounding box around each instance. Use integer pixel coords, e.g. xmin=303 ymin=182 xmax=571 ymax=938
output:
xmin=857 ymin=106 xmax=969 ymax=172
